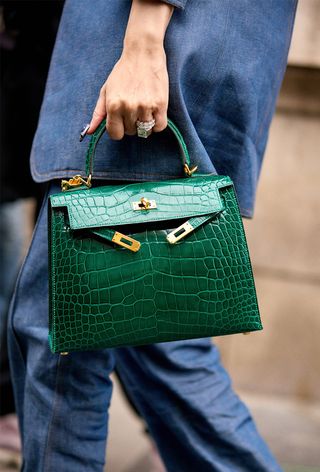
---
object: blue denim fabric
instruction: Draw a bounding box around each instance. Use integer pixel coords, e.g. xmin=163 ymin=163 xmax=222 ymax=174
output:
xmin=8 ymin=181 xmax=282 ymax=471
xmin=0 ymin=201 xmax=26 ymax=336
xmin=30 ymin=0 xmax=297 ymax=218
xmin=163 ymin=0 xmax=188 ymax=9
xmin=0 ymin=201 xmax=27 ymax=415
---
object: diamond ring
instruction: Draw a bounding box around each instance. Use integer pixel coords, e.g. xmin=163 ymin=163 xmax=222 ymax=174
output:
xmin=136 ymin=119 xmax=156 ymax=138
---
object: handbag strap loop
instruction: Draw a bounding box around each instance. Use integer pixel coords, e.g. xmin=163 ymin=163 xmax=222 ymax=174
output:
xmin=84 ymin=118 xmax=197 ymax=178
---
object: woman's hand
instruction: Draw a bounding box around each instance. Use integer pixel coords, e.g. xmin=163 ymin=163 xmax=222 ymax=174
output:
xmin=89 ymin=43 xmax=169 ymax=140
xmin=88 ymin=0 xmax=174 ymax=140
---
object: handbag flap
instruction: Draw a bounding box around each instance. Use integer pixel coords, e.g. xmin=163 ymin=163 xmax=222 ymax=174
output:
xmin=49 ymin=175 xmax=232 ymax=230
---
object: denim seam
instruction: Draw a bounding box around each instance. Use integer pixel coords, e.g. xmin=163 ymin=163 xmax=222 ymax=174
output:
xmin=43 ymin=354 xmax=63 ymax=472
xmin=7 ymin=283 xmax=26 ymax=439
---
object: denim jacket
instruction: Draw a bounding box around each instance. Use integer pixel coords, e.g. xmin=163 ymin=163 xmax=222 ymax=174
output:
xmin=30 ymin=0 xmax=297 ymax=217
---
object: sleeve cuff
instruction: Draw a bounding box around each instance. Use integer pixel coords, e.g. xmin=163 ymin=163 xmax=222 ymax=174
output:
xmin=161 ymin=0 xmax=187 ymax=9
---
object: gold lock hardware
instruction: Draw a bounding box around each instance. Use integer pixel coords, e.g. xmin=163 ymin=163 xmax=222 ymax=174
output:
xmin=132 ymin=197 xmax=157 ymax=210
xmin=184 ymin=164 xmax=198 ymax=177
xmin=167 ymin=221 xmax=194 ymax=244
xmin=112 ymin=232 xmax=141 ymax=252
xmin=61 ymin=174 xmax=92 ymax=191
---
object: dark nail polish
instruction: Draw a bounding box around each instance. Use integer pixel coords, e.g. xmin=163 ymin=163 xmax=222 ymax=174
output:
xmin=79 ymin=123 xmax=90 ymax=142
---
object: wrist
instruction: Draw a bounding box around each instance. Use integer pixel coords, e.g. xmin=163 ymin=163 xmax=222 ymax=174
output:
xmin=123 ymin=32 xmax=165 ymax=56
xmin=124 ymin=0 xmax=173 ymax=53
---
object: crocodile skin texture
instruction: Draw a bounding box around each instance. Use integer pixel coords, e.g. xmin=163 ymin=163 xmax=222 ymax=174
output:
xmin=50 ymin=175 xmax=228 ymax=230
xmin=48 ymin=175 xmax=262 ymax=353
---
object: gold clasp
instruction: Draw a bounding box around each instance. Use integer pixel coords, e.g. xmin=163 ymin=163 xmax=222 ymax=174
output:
xmin=61 ymin=174 xmax=92 ymax=192
xmin=140 ymin=197 xmax=150 ymax=209
xmin=132 ymin=197 xmax=157 ymax=210
xmin=167 ymin=221 xmax=194 ymax=244
xmin=112 ymin=231 xmax=141 ymax=252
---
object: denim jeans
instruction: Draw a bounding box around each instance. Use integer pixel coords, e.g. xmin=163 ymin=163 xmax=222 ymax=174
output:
xmin=0 ymin=200 xmax=28 ymax=415
xmin=8 ymin=181 xmax=282 ymax=471
xmin=0 ymin=201 xmax=27 ymax=327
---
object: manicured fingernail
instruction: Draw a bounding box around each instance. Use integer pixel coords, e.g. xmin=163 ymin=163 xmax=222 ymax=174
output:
xmin=79 ymin=123 xmax=90 ymax=142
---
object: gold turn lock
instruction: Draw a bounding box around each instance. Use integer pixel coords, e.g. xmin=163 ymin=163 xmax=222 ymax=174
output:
xmin=140 ymin=197 xmax=150 ymax=209
xmin=167 ymin=222 xmax=194 ymax=244
xmin=132 ymin=197 xmax=157 ymax=210
xmin=112 ymin=231 xmax=141 ymax=252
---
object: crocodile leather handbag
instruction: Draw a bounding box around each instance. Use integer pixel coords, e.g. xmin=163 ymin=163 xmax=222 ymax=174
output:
xmin=48 ymin=119 xmax=262 ymax=354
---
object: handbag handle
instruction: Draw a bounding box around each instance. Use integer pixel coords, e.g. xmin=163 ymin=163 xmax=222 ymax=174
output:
xmin=85 ymin=118 xmax=198 ymax=179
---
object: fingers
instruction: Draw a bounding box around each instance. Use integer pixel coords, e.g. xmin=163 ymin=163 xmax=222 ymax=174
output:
xmin=152 ymin=108 xmax=167 ymax=133
xmin=87 ymin=90 xmax=106 ymax=134
xmin=88 ymin=89 xmax=168 ymax=140
xmin=137 ymin=102 xmax=168 ymax=136
xmin=89 ymin=90 xmax=125 ymax=140
xmin=106 ymin=110 xmax=125 ymax=141
xmin=139 ymin=99 xmax=167 ymax=133
xmin=123 ymin=107 xmax=138 ymax=136
xmin=137 ymin=104 xmax=154 ymax=123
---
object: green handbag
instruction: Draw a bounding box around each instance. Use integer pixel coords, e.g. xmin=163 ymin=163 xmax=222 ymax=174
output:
xmin=48 ymin=119 xmax=262 ymax=354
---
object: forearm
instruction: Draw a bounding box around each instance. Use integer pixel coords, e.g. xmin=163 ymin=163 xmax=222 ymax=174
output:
xmin=124 ymin=0 xmax=174 ymax=52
